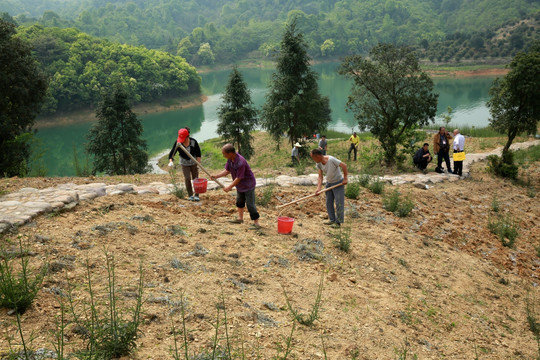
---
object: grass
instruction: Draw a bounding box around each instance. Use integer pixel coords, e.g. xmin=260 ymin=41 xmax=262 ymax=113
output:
xmin=488 ymin=214 xmax=519 ymax=248
xmin=421 ymin=124 xmax=505 ymax=138
xmin=0 ymin=238 xmax=47 ymax=314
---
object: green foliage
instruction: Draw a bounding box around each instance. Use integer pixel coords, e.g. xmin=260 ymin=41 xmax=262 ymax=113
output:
xmin=262 ymin=19 xmax=331 ymax=147
xmin=491 ymin=195 xmax=500 ymax=213
xmin=16 ymin=25 xmax=200 ymax=115
xmin=283 ymin=272 xmax=324 ymax=326
xmin=217 ymin=66 xmax=258 ymax=160
xmin=487 ymin=151 xmax=518 ymax=180
xmin=525 ymin=291 xmax=540 ymax=358
xmin=0 ymin=239 xmax=47 ymax=314
xmin=0 ymin=19 xmax=47 ymax=177
xmin=87 ymin=86 xmax=150 ymax=175
xmin=67 ymin=255 xmax=144 ymax=359
xmin=488 ymin=213 xmax=519 ymax=248
xmin=488 ymin=41 xmax=540 ymax=152
xmin=383 ymin=189 xmax=414 ymax=217
xmin=339 ymin=44 xmax=438 ymax=166
xmin=256 ymin=184 xmax=275 ymax=206
xmin=369 ymin=178 xmax=385 ymax=194
xmin=345 ymin=180 xmax=361 ymax=200
xmin=72 ymin=144 xmax=91 ymax=177
xmin=169 ymin=167 xmax=186 ymax=199
xmin=332 ymin=225 xmax=352 ymax=253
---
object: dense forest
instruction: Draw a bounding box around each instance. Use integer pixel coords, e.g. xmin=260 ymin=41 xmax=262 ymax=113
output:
xmin=2 ymin=0 xmax=539 ymax=65
xmin=13 ymin=24 xmax=200 ymax=114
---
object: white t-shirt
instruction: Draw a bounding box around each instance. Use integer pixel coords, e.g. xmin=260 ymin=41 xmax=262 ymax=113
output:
xmin=316 ymin=156 xmax=343 ymax=184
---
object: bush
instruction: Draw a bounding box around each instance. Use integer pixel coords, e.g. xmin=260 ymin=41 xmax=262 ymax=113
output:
xmin=487 ymin=150 xmax=518 ymax=179
xmin=345 ymin=181 xmax=361 ymax=199
xmin=256 ymin=184 xmax=275 ymax=206
xmin=358 ymin=174 xmax=371 ymax=188
xmin=488 ymin=214 xmax=519 ymax=248
xmin=383 ymin=189 xmax=414 ymax=217
xmin=332 ymin=225 xmax=352 ymax=252
xmin=369 ymin=179 xmax=385 ymax=194
xmin=0 ymin=239 xmax=47 ymax=314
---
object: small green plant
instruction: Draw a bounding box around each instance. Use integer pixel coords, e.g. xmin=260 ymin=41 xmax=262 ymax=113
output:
xmin=394 ymin=338 xmax=418 ymax=360
xmin=67 ymin=254 xmax=144 ymax=359
xmin=283 ymin=272 xmax=324 ymax=326
xmin=487 ymin=150 xmax=518 ymax=179
xmin=383 ymin=189 xmax=414 ymax=217
xmin=272 ymin=322 xmax=296 ymax=360
xmin=294 ymin=159 xmax=307 ymax=175
xmin=256 ymin=183 xmax=275 ymax=206
xmin=0 ymin=238 xmax=47 ymax=314
xmin=488 ymin=214 xmax=519 ymax=248
xmin=369 ymin=178 xmax=385 ymax=194
xmin=527 ymin=187 xmax=537 ymax=198
xmin=345 ymin=180 xmax=361 ymax=199
xmin=358 ymin=174 xmax=371 ymax=188
xmin=332 ymin=225 xmax=352 ymax=253
xmin=169 ymin=167 xmax=186 ymax=199
xmin=526 ymin=291 xmax=540 ymax=358
xmin=491 ymin=195 xmax=500 ymax=212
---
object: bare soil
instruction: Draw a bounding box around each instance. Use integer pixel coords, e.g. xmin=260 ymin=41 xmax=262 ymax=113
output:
xmin=0 ymin=159 xmax=539 ymax=359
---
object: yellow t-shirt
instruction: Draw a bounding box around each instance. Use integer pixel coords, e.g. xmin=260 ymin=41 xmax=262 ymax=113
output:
xmin=349 ymin=135 xmax=360 ymax=146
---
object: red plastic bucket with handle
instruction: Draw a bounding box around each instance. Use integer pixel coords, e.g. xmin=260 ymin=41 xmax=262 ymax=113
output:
xmin=277 ymin=217 xmax=294 ymax=234
xmin=193 ymin=178 xmax=208 ymax=193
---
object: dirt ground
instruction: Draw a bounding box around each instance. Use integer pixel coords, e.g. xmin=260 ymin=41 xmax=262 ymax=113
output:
xmin=0 ymin=158 xmax=539 ymax=359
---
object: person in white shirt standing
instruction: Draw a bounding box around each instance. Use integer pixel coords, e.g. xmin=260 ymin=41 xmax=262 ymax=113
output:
xmin=452 ymin=129 xmax=465 ymax=176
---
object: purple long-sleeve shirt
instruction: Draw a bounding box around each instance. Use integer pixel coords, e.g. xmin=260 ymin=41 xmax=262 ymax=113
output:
xmin=225 ymin=153 xmax=256 ymax=192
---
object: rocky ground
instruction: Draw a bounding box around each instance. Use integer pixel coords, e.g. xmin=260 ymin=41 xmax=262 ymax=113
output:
xmin=0 ymin=144 xmax=539 ymax=359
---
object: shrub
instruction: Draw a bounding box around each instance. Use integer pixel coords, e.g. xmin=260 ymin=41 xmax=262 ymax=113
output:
xmin=332 ymin=225 xmax=352 ymax=252
xmin=383 ymin=189 xmax=414 ymax=217
xmin=487 ymin=151 xmax=518 ymax=179
xmin=488 ymin=214 xmax=519 ymax=248
xmin=369 ymin=179 xmax=385 ymax=194
xmin=256 ymin=183 xmax=275 ymax=206
xmin=0 ymin=239 xmax=47 ymax=314
xmin=358 ymin=174 xmax=371 ymax=188
xmin=345 ymin=181 xmax=361 ymax=199
xmin=491 ymin=195 xmax=500 ymax=212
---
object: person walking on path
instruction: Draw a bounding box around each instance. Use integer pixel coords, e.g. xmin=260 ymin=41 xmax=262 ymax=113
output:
xmin=211 ymin=144 xmax=261 ymax=229
xmin=291 ymin=142 xmax=302 ymax=165
xmin=348 ymin=132 xmax=360 ymax=161
xmin=310 ymin=149 xmax=348 ymax=228
xmin=168 ymin=128 xmax=202 ymax=201
xmin=318 ymin=135 xmax=328 ymax=155
xmin=452 ymin=128 xmax=465 ymax=176
xmin=413 ymin=143 xmax=432 ymax=173
xmin=433 ymin=127 xmax=453 ymax=173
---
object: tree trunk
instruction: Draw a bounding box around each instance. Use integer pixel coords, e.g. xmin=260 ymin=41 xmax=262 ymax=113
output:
xmin=503 ymin=129 xmax=518 ymax=153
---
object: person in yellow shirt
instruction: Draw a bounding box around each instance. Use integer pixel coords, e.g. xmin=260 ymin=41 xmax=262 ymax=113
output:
xmin=348 ymin=132 xmax=360 ymax=161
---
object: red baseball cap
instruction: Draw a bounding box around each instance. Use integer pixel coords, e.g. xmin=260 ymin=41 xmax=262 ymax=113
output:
xmin=177 ymin=128 xmax=189 ymax=143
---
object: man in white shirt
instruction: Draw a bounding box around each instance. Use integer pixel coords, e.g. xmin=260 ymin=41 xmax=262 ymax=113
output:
xmin=452 ymin=129 xmax=465 ymax=176
xmin=310 ymin=149 xmax=348 ymax=228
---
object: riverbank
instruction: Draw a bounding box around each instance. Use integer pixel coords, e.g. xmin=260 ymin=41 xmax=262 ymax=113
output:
xmin=34 ymin=94 xmax=208 ymax=129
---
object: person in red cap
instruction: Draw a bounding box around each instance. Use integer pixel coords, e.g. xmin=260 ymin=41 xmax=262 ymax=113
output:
xmin=168 ymin=128 xmax=202 ymax=201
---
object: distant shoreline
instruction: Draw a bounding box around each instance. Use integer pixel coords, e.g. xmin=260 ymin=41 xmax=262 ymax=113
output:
xmin=34 ymin=94 xmax=208 ymax=129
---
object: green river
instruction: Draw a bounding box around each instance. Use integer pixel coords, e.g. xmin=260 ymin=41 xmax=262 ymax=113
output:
xmin=35 ymin=62 xmax=497 ymax=176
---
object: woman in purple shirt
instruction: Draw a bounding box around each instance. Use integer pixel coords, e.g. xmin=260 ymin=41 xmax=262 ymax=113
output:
xmin=211 ymin=144 xmax=260 ymax=229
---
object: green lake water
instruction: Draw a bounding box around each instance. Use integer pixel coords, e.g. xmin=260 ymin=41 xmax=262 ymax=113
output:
xmin=35 ymin=62 xmax=497 ymax=176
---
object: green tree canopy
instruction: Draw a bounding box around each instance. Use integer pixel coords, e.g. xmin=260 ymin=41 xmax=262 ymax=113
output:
xmin=217 ymin=66 xmax=258 ymax=160
xmin=0 ymin=19 xmax=47 ymax=177
xmin=488 ymin=41 xmax=540 ymax=152
xmin=261 ymin=20 xmax=331 ymax=147
xmin=87 ymin=86 xmax=149 ymax=175
xmin=338 ymin=43 xmax=438 ymax=166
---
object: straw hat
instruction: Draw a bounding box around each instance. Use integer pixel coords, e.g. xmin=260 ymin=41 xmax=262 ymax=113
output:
xmin=294 ymin=142 xmax=302 ymax=147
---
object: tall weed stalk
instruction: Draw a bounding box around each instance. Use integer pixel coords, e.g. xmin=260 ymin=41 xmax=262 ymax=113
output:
xmin=283 ymin=272 xmax=324 ymax=326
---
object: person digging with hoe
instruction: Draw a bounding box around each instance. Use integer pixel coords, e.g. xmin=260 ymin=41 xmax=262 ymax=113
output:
xmin=168 ymin=128 xmax=202 ymax=201
xmin=211 ymin=144 xmax=261 ymax=229
xmin=310 ymin=149 xmax=348 ymax=228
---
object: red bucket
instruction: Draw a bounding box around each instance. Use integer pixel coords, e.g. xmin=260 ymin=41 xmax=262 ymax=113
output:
xmin=277 ymin=217 xmax=295 ymax=234
xmin=193 ymin=178 xmax=208 ymax=194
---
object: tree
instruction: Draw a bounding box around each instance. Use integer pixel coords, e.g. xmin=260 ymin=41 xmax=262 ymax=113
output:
xmin=338 ymin=43 xmax=438 ymax=166
xmin=488 ymin=41 xmax=540 ymax=153
xmin=0 ymin=19 xmax=47 ymax=177
xmin=87 ymin=86 xmax=149 ymax=175
xmin=261 ymin=20 xmax=331 ymax=147
xmin=217 ymin=66 xmax=258 ymax=160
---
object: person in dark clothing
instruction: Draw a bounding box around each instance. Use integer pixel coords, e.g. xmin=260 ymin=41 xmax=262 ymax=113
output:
xmin=433 ymin=127 xmax=452 ymax=173
xmin=413 ymin=143 xmax=432 ymax=173
xmin=168 ymin=128 xmax=202 ymax=201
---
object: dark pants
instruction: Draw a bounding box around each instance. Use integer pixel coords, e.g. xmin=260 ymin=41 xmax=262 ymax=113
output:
xmin=348 ymin=144 xmax=357 ymax=160
xmin=236 ymin=188 xmax=260 ymax=221
xmin=325 ymin=181 xmax=345 ymax=224
xmin=437 ymin=150 xmax=452 ymax=173
xmin=453 ymin=151 xmax=463 ymax=175
xmin=182 ymin=164 xmax=199 ymax=196
xmin=416 ymin=157 xmax=431 ymax=170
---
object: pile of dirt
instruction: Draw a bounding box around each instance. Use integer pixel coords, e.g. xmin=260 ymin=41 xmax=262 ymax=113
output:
xmin=0 ymin=160 xmax=539 ymax=359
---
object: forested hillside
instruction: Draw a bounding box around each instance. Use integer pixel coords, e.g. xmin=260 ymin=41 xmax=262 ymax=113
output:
xmin=2 ymin=0 xmax=539 ymax=64
xmin=15 ymin=25 xmax=200 ymax=114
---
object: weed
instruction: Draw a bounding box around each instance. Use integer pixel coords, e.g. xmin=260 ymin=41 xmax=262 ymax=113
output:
xmin=383 ymin=189 xmax=414 ymax=217
xmin=488 ymin=214 xmax=519 ymax=248
xmin=332 ymin=225 xmax=352 ymax=253
xmin=528 ymin=187 xmax=537 ymax=198
xmin=358 ymin=174 xmax=371 ymax=188
xmin=491 ymin=195 xmax=500 ymax=212
xmin=0 ymin=238 xmax=47 ymax=314
xmin=294 ymin=159 xmax=308 ymax=175
xmin=169 ymin=167 xmax=186 ymax=199
xmin=283 ymin=272 xmax=324 ymax=326
xmin=526 ymin=291 xmax=540 ymax=358
xmin=394 ymin=338 xmax=418 ymax=360
xmin=345 ymin=180 xmax=361 ymax=199
xmin=256 ymin=183 xmax=275 ymax=206
xmin=272 ymin=322 xmax=296 ymax=360
xmin=67 ymin=254 xmax=144 ymax=359
xmin=369 ymin=178 xmax=385 ymax=194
